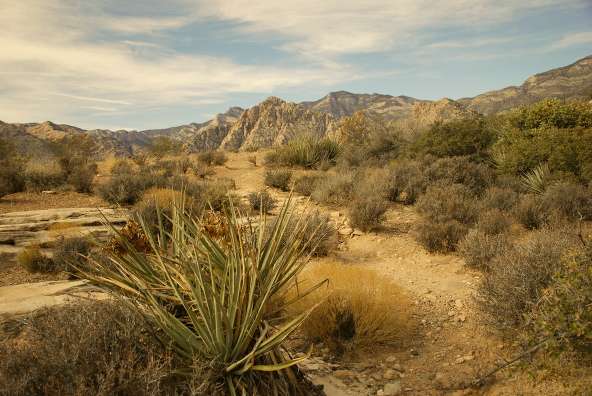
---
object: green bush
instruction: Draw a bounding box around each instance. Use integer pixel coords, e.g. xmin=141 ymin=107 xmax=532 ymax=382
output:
xmin=97 ymin=173 xmax=159 ymax=205
xmin=508 ymin=98 xmax=592 ymax=130
xmin=527 ymin=241 xmax=592 ymax=356
xmin=387 ymin=161 xmax=425 ymax=204
xmin=265 ymin=135 xmax=339 ymax=168
xmin=23 ymin=167 xmax=66 ymax=192
xmin=422 ymin=156 xmax=494 ymax=195
xmin=264 ymin=168 xmax=292 ymax=191
xmin=416 ymin=184 xmax=479 ymax=225
xmin=198 ymin=150 xmax=227 ymax=166
xmin=415 ymin=220 xmax=468 ymax=253
xmin=17 ymin=246 xmax=57 ymax=273
xmin=248 ymin=190 xmax=277 ymax=213
xmin=294 ymin=174 xmax=325 ymax=196
xmin=413 ymin=117 xmax=495 ymax=158
xmin=53 ymin=237 xmax=93 ymax=273
xmin=477 ymin=228 xmax=574 ymax=328
xmin=476 ymin=208 xmax=512 ymax=235
xmin=459 ymin=229 xmax=508 ymax=271
xmin=0 ymin=138 xmax=26 ymax=197
xmin=348 ymin=197 xmax=388 ymax=231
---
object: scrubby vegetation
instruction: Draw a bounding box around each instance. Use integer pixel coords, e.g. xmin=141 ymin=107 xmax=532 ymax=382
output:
xmin=264 ymin=168 xmax=292 ymax=191
xmin=17 ymin=246 xmax=56 ymax=273
xmin=248 ymin=190 xmax=277 ymax=213
xmin=264 ymin=135 xmax=339 ymax=168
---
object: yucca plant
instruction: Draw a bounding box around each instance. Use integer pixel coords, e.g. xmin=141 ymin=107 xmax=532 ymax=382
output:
xmin=81 ymin=196 xmax=325 ymax=395
xmin=521 ymin=163 xmax=551 ymax=195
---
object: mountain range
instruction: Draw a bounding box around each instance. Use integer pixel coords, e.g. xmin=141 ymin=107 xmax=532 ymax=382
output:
xmin=1 ymin=55 xmax=591 ymax=156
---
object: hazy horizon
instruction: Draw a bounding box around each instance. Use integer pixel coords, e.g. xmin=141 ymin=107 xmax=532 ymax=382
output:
xmin=2 ymin=0 xmax=591 ymax=130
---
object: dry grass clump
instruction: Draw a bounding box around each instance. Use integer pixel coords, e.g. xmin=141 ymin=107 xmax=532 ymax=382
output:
xmin=264 ymin=135 xmax=339 ymax=169
xmin=52 ymin=237 xmax=93 ymax=274
xmin=16 ymin=246 xmax=56 ymax=273
xmin=23 ymin=160 xmax=65 ymax=192
xmin=477 ymin=227 xmax=576 ymax=329
xmin=540 ymin=181 xmax=592 ymax=221
xmin=247 ymin=190 xmax=277 ymax=213
xmin=475 ymin=208 xmax=512 ymax=235
xmin=264 ymin=168 xmax=293 ymax=191
xmin=197 ymin=150 xmax=227 ymax=166
xmin=293 ymin=174 xmax=325 ymax=196
xmin=482 ymin=186 xmax=519 ymax=212
xmin=311 ymin=172 xmax=354 ymax=205
xmin=415 ymin=220 xmax=468 ymax=253
xmin=513 ymin=194 xmax=546 ymax=229
xmin=0 ymin=301 xmax=213 ymax=395
xmin=458 ymin=229 xmax=509 ymax=271
xmin=291 ymin=262 xmax=413 ymax=355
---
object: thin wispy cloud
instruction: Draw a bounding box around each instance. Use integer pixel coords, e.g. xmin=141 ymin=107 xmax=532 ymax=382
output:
xmin=551 ymin=31 xmax=592 ymax=49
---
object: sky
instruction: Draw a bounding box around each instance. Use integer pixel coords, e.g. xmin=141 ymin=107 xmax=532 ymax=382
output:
xmin=1 ymin=0 xmax=591 ymax=130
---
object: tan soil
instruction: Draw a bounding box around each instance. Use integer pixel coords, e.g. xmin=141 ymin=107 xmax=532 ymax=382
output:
xmin=0 ymin=191 xmax=106 ymax=214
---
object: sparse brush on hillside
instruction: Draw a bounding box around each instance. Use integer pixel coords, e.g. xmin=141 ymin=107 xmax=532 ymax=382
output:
xmin=415 ymin=220 xmax=468 ymax=253
xmin=248 ymin=190 xmax=277 ymax=213
xmin=23 ymin=160 xmax=66 ymax=192
xmin=290 ymin=262 xmax=413 ymax=355
xmin=264 ymin=168 xmax=293 ymax=191
xmin=0 ymin=138 xmax=26 ymax=198
xmin=81 ymin=198 xmax=325 ymax=395
xmin=265 ymin=135 xmax=339 ymax=168
xmin=514 ymin=194 xmax=546 ymax=229
xmin=294 ymin=173 xmax=325 ymax=196
xmin=540 ymin=181 xmax=592 ymax=221
xmin=482 ymin=186 xmax=519 ymax=212
xmin=422 ymin=155 xmax=495 ymax=195
xmin=311 ymin=172 xmax=354 ymax=205
xmin=387 ymin=161 xmax=425 ymax=204
xmin=475 ymin=208 xmax=512 ymax=235
xmin=197 ymin=150 xmax=228 ymax=166
xmin=459 ymin=229 xmax=509 ymax=271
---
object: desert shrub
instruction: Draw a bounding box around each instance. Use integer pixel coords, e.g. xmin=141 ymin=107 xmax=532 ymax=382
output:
xmin=508 ymin=98 xmax=592 ymax=130
xmin=527 ymin=240 xmax=592 ymax=357
xmin=514 ymin=194 xmax=546 ymax=229
xmin=294 ymin=174 xmax=325 ymax=196
xmin=477 ymin=228 xmax=575 ymax=328
xmin=348 ymin=197 xmax=388 ymax=231
xmin=82 ymin=199 xmax=324 ymax=395
xmin=53 ymin=237 xmax=93 ymax=273
xmin=248 ymin=190 xmax=276 ymax=213
xmin=459 ymin=229 xmax=509 ymax=271
xmin=198 ymin=150 xmax=227 ymax=166
xmin=290 ymin=262 xmax=412 ymax=355
xmin=387 ymin=161 xmax=425 ymax=204
xmin=422 ymin=156 xmax=495 ymax=195
xmin=17 ymin=246 xmax=56 ymax=273
xmin=476 ymin=208 xmax=512 ymax=235
xmin=416 ymin=184 xmax=479 ymax=225
xmin=266 ymin=211 xmax=337 ymax=257
xmin=110 ymin=158 xmax=135 ymax=175
xmin=415 ymin=220 xmax=468 ymax=253
xmin=23 ymin=162 xmax=66 ymax=192
xmin=51 ymin=134 xmax=97 ymax=176
xmin=413 ymin=117 xmax=495 ymax=158
xmin=482 ymin=187 xmax=519 ymax=211
xmin=67 ymin=163 xmax=97 ymax=193
xmin=0 ymin=301 xmax=212 ymax=395
xmin=148 ymin=136 xmax=182 ymax=158
xmin=0 ymin=138 xmax=26 ymax=197
xmin=96 ymin=173 xmax=157 ymax=205
xmin=311 ymin=172 xmax=354 ymax=205
xmin=266 ymin=135 xmax=339 ymax=168
xmin=200 ymin=178 xmax=236 ymax=211
xmin=264 ymin=168 xmax=292 ymax=191
xmin=540 ymin=181 xmax=592 ymax=221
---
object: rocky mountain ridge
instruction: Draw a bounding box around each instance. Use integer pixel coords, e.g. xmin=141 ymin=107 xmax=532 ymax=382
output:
xmin=2 ymin=55 xmax=590 ymax=154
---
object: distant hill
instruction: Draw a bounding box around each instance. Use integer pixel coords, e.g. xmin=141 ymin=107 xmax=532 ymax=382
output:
xmin=459 ymin=55 xmax=592 ymax=114
xmin=2 ymin=55 xmax=590 ymax=155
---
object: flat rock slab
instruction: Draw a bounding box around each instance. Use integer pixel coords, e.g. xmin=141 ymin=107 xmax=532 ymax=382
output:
xmin=0 ymin=280 xmax=105 ymax=316
xmin=0 ymin=207 xmax=127 ymax=258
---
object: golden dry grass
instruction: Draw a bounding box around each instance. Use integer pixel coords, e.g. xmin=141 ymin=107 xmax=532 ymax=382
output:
xmin=47 ymin=221 xmax=84 ymax=237
xmin=289 ymin=260 xmax=414 ymax=355
xmin=141 ymin=187 xmax=184 ymax=207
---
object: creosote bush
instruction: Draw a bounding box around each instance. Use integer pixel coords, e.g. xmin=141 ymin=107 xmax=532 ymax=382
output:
xmin=415 ymin=220 xmax=468 ymax=253
xmin=290 ymin=262 xmax=413 ymax=355
xmin=96 ymin=173 xmax=160 ymax=205
xmin=416 ymin=183 xmax=479 ymax=225
xmin=387 ymin=161 xmax=425 ymax=204
xmin=197 ymin=150 xmax=228 ymax=166
xmin=348 ymin=197 xmax=388 ymax=231
xmin=264 ymin=168 xmax=292 ymax=191
xmin=540 ymin=181 xmax=592 ymax=221
xmin=476 ymin=208 xmax=512 ymax=235
xmin=293 ymin=174 xmax=324 ymax=196
xmin=0 ymin=301 xmax=213 ymax=396
xmin=311 ymin=172 xmax=354 ymax=205
xmin=482 ymin=187 xmax=519 ymax=212
xmin=477 ymin=228 xmax=575 ymax=329
xmin=17 ymin=246 xmax=56 ymax=273
xmin=514 ymin=194 xmax=546 ymax=229
xmin=248 ymin=190 xmax=277 ymax=213
xmin=422 ymin=155 xmax=495 ymax=195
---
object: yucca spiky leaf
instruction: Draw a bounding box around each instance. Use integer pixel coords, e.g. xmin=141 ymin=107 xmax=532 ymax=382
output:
xmin=82 ymin=194 xmax=323 ymax=395
xmin=521 ymin=163 xmax=551 ymax=195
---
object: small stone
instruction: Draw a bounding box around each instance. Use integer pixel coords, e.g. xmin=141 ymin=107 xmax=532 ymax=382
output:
xmin=393 ymin=363 xmax=403 ymax=372
xmin=410 ymin=348 xmax=419 ymax=356
xmin=333 ymin=369 xmax=354 ymax=379
xmin=338 ymin=227 xmax=353 ymax=236
xmin=454 ymin=357 xmax=465 ymax=364
xmin=383 ymin=369 xmax=398 ymax=380
xmin=383 ymin=381 xmax=402 ymax=395
xmin=385 ymin=356 xmax=397 ymax=364
xmin=41 ymin=190 xmax=56 ymax=194
xmin=463 ymin=354 xmax=474 ymax=361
